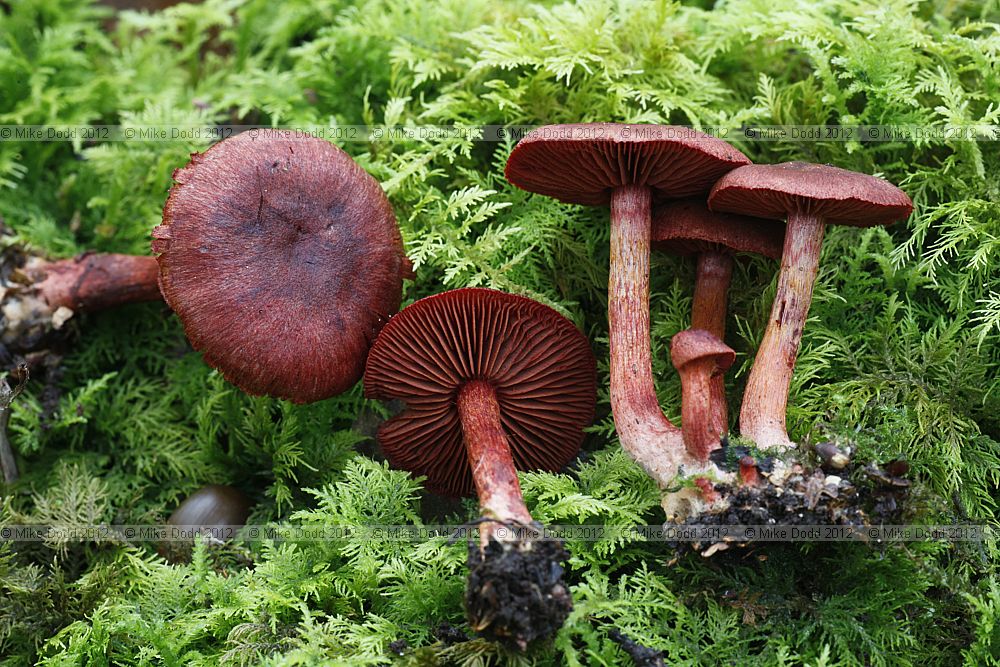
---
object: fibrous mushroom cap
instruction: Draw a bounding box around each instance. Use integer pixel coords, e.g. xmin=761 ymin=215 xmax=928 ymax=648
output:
xmin=504 ymin=123 xmax=750 ymax=207
xmin=708 ymin=161 xmax=913 ymax=227
xmin=652 ymin=199 xmax=784 ymax=260
xmin=363 ymin=288 xmax=596 ymax=497
xmin=670 ymin=328 xmax=736 ymax=371
xmin=154 ymin=130 xmax=409 ymax=404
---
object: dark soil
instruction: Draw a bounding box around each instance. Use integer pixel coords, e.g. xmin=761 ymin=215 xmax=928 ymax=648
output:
xmin=0 ymin=231 xmax=61 ymax=356
xmin=432 ymin=621 xmax=468 ymax=645
xmin=465 ymin=528 xmax=572 ymax=650
xmin=678 ymin=441 xmax=911 ymax=556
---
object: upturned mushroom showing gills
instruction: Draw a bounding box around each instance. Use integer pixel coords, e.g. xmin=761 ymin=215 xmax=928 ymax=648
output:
xmin=669 ymin=328 xmax=736 ymax=461
xmin=708 ymin=162 xmax=912 ymax=449
xmin=363 ymin=288 xmax=596 ymax=650
xmin=652 ymin=199 xmax=784 ymax=435
xmin=153 ymin=130 xmax=412 ymax=404
xmin=504 ymin=124 xmax=749 ymax=497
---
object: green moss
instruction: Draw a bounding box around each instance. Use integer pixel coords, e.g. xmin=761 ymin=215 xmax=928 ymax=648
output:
xmin=1 ymin=0 xmax=999 ymax=664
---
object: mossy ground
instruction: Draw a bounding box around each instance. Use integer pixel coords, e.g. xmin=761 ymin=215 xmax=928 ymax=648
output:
xmin=1 ymin=0 xmax=1000 ymax=664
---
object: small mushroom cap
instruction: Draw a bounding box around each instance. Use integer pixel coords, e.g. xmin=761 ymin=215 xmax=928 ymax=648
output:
xmin=504 ymin=123 xmax=750 ymax=207
xmin=670 ymin=328 xmax=736 ymax=371
xmin=652 ymin=199 xmax=784 ymax=260
xmin=708 ymin=162 xmax=913 ymax=227
xmin=154 ymin=130 xmax=409 ymax=403
xmin=167 ymin=484 xmax=252 ymax=527
xmin=363 ymin=288 xmax=596 ymax=497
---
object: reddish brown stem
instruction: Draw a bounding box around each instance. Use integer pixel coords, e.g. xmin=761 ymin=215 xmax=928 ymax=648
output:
xmin=676 ymin=356 xmax=722 ymax=460
xmin=458 ymin=380 xmax=533 ymax=548
xmin=691 ymin=251 xmax=733 ymax=436
xmin=738 ymin=456 xmax=760 ymax=486
xmin=33 ymin=254 xmax=161 ymax=313
xmin=608 ymin=186 xmax=686 ymax=489
xmin=739 ymin=211 xmax=825 ymax=449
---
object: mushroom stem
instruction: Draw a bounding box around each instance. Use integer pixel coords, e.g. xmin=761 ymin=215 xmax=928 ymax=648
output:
xmin=33 ymin=254 xmax=161 ymax=313
xmin=739 ymin=211 xmax=825 ymax=449
xmin=675 ymin=355 xmax=722 ymax=461
xmin=458 ymin=379 xmax=534 ymax=547
xmin=608 ymin=186 xmax=685 ymax=488
xmin=692 ymin=251 xmax=734 ymax=434
xmin=738 ymin=456 xmax=760 ymax=486
xmin=691 ymin=251 xmax=732 ymax=336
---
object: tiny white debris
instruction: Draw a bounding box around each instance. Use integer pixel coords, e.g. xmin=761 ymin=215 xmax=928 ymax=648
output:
xmin=2 ymin=298 xmax=25 ymax=323
xmin=767 ymin=459 xmax=791 ymax=486
xmin=52 ymin=306 xmax=75 ymax=329
xmin=702 ymin=542 xmax=729 ymax=557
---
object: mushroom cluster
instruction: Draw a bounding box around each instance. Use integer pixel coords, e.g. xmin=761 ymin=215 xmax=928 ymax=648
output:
xmin=0 ymin=124 xmax=916 ymax=650
xmin=0 ymin=125 xmax=906 ymax=647
xmin=504 ymin=125 xmax=913 ymax=520
xmin=504 ymin=124 xmax=749 ymax=504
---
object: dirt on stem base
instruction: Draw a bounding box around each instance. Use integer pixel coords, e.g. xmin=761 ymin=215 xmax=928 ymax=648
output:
xmin=672 ymin=443 xmax=911 ymax=557
xmin=465 ymin=528 xmax=572 ymax=650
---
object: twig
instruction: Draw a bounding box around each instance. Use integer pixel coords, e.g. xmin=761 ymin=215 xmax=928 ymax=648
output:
xmin=0 ymin=363 xmax=29 ymax=484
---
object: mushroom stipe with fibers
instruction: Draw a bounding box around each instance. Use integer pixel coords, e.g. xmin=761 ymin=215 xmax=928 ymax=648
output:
xmin=709 ymin=162 xmax=912 ymax=450
xmin=363 ymin=288 xmax=596 ymax=649
xmin=505 ymin=124 xmax=749 ymax=508
xmin=154 ymin=130 xmax=412 ymax=404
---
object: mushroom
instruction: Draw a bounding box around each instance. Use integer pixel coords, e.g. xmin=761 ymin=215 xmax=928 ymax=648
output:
xmin=363 ymin=288 xmax=595 ymax=649
xmin=2 ymin=249 xmax=161 ymax=352
xmin=167 ymin=484 xmax=252 ymax=528
xmin=504 ymin=124 xmax=749 ymax=492
xmin=708 ymin=162 xmax=912 ymax=449
xmin=669 ymin=328 xmax=735 ymax=460
xmin=161 ymin=484 xmax=253 ymax=563
xmin=153 ymin=130 xmax=412 ymax=403
xmin=652 ymin=199 xmax=784 ymax=432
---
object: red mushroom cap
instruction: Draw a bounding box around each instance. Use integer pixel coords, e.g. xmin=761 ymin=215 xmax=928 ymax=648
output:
xmin=652 ymin=199 xmax=784 ymax=260
xmin=363 ymin=288 xmax=596 ymax=497
xmin=504 ymin=124 xmax=750 ymax=207
xmin=153 ymin=130 xmax=409 ymax=403
xmin=670 ymin=328 xmax=736 ymax=371
xmin=708 ymin=162 xmax=913 ymax=227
